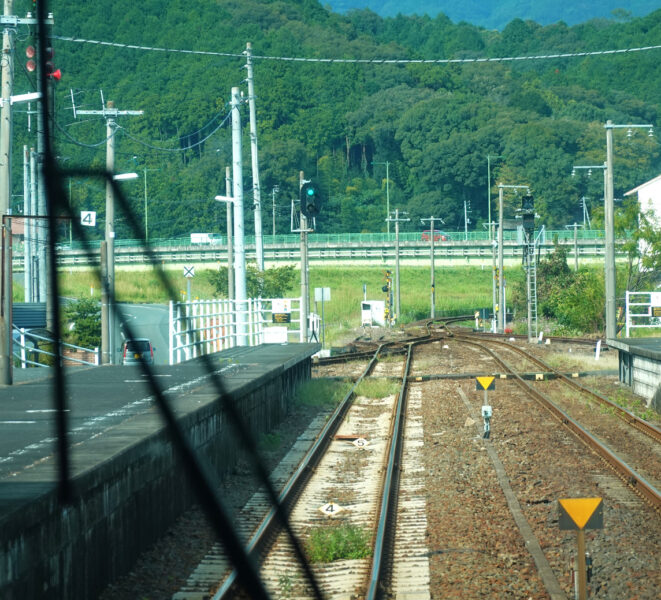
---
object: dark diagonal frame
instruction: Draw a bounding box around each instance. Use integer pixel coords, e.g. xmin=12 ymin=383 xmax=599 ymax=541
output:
xmin=33 ymin=2 xmax=322 ymax=598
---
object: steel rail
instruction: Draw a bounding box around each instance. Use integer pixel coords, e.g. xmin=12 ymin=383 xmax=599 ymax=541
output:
xmin=463 ymin=329 xmax=608 ymax=347
xmin=457 ymin=337 xmax=661 ymax=510
xmin=212 ymin=344 xmax=386 ymax=599
xmin=366 ymin=342 xmax=415 ymax=599
xmin=455 ymin=333 xmax=661 ymax=444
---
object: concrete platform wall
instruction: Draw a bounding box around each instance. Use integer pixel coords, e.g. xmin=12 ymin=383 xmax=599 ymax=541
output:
xmin=0 ymin=356 xmax=312 ymax=600
xmin=631 ymin=354 xmax=661 ymax=411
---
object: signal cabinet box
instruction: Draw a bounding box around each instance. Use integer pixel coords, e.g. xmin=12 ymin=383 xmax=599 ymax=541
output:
xmin=361 ymin=301 xmax=385 ymax=327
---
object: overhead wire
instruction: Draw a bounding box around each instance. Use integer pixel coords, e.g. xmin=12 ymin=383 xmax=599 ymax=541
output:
xmin=52 ymin=34 xmax=661 ymax=64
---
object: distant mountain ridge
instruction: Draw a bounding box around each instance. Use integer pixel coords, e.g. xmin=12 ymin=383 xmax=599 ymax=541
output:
xmin=326 ymin=1 xmax=660 ymax=29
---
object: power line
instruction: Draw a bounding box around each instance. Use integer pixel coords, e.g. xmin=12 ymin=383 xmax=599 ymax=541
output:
xmin=52 ymin=109 xmax=232 ymax=153
xmin=52 ymin=34 xmax=661 ymax=65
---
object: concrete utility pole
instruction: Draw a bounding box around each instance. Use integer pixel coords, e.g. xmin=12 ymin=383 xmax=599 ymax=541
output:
xmin=231 ymin=87 xmax=247 ymax=346
xmin=225 ymin=166 xmax=234 ymax=301
xmin=23 ymin=146 xmax=31 ymax=301
xmin=299 ymin=171 xmax=309 ymax=341
xmin=29 ymin=148 xmax=36 ymax=301
xmin=75 ymin=100 xmax=143 ymax=363
xmin=0 ymin=4 xmax=50 ymax=384
xmin=421 ymin=216 xmax=443 ymax=319
xmin=497 ymin=183 xmax=529 ymax=333
xmin=487 ymin=155 xmax=503 ymax=241
xmin=497 ymin=186 xmax=505 ymax=332
xmin=0 ymin=2 xmax=14 ymax=384
xmin=566 ymin=223 xmax=580 ymax=271
xmin=604 ymin=121 xmax=653 ymax=339
xmin=387 ymin=209 xmax=409 ymax=322
xmin=485 ymin=220 xmax=497 ymax=332
xmin=271 ymin=185 xmax=278 ymax=237
xmin=245 ymin=42 xmax=264 ymax=271
xmin=0 ymin=1 xmax=14 ymax=221
xmin=372 ymin=161 xmax=390 ymax=234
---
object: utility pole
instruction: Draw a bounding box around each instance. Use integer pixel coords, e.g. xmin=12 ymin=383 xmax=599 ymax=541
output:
xmin=245 ymin=42 xmax=264 ymax=271
xmin=485 ymin=220 xmax=497 ymax=332
xmin=0 ymin=5 xmax=50 ymax=383
xmin=225 ymin=166 xmax=234 ymax=301
xmin=230 ymin=87 xmax=247 ymax=345
xmin=0 ymin=1 xmax=13 ymax=219
xmin=497 ymin=183 xmax=529 ymax=333
xmin=387 ymin=209 xmax=409 ymax=322
xmin=498 ymin=185 xmax=504 ymax=333
xmin=605 ymin=122 xmax=617 ymax=340
xmin=272 ymin=185 xmax=278 ymax=237
xmin=566 ymin=223 xmax=580 ymax=271
xmin=0 ymin=2 xmax=13 ymax=383
xmin=29 ymin=148 xmax=36 ymax=301
xmin=75 ymin=99 xmax=143 ymax=363
xmin=581 ymin=197 xmax=591 ymax=229
xmin=421 ymin=216 xmax=443 ymax=319
xmin=487 ymin=155 xmax=503 ymax=241
xmin=299 ymin=171 xmax=309 ymax=341
xmin=372 ymin=161 xmax=390 ymax=234
xmin=463 ymin=200 xmax=471 ymax=241
xmin=23 ymin=146 xmax=31 ymax=302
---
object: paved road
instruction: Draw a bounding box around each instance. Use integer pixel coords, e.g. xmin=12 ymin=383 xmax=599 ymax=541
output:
xmin=116 ymin=303 xmax=169 ymax=365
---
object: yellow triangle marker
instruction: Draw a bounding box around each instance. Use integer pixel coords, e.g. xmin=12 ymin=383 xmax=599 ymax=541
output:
xmin=559 ymin=498 xmax=602 ymax=529
xmin=476 ymin=376 xmax=495 ymax=390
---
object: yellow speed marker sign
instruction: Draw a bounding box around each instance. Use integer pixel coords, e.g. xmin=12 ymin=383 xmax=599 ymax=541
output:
xmin=476 ymin=377 xmax=495 ymax=439
xmin=558 ymin=498 xmax=603 ymax=600
xmin=558 ymin=497 xmax=603 ymax=531
xmin=475 ymin=376 xmax=495 ymax=391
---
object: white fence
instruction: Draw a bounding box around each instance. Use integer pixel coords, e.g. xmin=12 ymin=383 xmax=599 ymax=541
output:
xmin=625 ymin=291 xmax=661 ymax=337
xmin=168 ymin=297 xmax=305 ymax=365
xmin=12 ymin=326 xmax=100 ymax=368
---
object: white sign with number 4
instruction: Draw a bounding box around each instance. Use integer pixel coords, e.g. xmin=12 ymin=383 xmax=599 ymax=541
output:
xmin=81 ymin=211 xmax=96 ymax=227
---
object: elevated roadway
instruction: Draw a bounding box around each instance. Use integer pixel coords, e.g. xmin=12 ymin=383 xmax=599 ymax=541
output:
xmin=12 ymin=233 xmax=616 ymax=270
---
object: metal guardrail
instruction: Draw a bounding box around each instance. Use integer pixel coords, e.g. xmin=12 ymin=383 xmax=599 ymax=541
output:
xmin=12 ymin=326 xmax=100 ymax=368
xmin=12 ymin=235 xmax=617 ymax=269
xmin=11 ymin=228 xmax=614 ymax=254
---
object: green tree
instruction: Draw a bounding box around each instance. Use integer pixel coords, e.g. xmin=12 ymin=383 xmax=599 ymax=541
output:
xmin=208 ymin=265 xmax=298 ymax=298
xmin=63 ymin=298 xmax=101 ymax=349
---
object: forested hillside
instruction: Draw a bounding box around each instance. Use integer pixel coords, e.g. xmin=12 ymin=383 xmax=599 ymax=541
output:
xmin=327 ymin=1 xmax=659 ymax=29
xmin=10 ymin=0 xmax=661 ymax=240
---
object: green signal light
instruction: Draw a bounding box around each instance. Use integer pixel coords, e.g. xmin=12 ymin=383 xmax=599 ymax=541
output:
xmin=307 ymin=188 xmax=315 ymax=196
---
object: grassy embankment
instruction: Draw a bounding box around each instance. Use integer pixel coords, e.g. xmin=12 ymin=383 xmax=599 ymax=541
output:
xmin=11 ymin=265 xmax=505 ymax=344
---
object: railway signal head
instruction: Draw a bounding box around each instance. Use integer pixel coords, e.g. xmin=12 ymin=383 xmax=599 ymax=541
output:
xmin=300 ymin=181 xmax=321 ymax=218
xmin=25 ymin=45 xmax=36 ymax=72
xmin=44 ymin=47 xmax=62 ymax=80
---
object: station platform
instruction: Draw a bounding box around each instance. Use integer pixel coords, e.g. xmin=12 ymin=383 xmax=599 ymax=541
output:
xmin=607 ymin=337 xmax=661 ymax=410
xmin=0 ymin=342 xmax=320 ymax=600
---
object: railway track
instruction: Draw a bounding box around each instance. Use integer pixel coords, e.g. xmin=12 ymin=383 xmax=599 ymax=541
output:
xmin=175 ymin=342 xmax=422 ymax=598
xmin=166 ymin=323 xmax=658 ymax=600
xmin=451 ymin=332 xmax=661 ymax=511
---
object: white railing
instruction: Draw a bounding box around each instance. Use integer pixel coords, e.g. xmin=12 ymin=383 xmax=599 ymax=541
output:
xmin=168 ymin=297 xmax=304 ymax=365
xmin=12 ymin=326 xmax=100 ymax=368
xmin=625 ymin=291 xmax=661 ymax=337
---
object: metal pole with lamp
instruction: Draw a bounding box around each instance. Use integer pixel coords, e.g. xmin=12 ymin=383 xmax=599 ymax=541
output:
xmin=372 ymin=161 xmax=390 ymax=235
xmin=603 ymin=121 xmax=653 ymax=339
xmin=487 ymin=155 xmax=503 ymax=241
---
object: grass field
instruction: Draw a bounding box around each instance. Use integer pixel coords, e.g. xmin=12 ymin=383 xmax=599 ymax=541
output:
xmin=14 ymin=264 xmax=658 ymax=343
